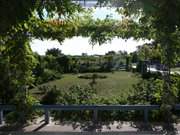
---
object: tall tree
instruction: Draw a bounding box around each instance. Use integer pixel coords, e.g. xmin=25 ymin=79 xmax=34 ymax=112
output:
xmin=112 ymin=0 xmax=180 ymax=123
xmin=0 ymin=0 xmax=82 ymax=104
xmin=0 ymin=0 xmax=82 ymax=36
xmin=0 ymin=35 xmax=37 ymax=104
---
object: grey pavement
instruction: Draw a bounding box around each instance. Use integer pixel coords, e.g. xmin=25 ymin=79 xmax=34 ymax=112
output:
xmin=0 ymin=118 xmax=179 ymax=135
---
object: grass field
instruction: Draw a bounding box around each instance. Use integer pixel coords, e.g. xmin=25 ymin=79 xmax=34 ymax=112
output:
xmin=32 ymin=71 xmax=139 ymax=100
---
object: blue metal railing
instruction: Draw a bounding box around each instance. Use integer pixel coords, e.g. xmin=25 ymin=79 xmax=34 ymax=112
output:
xmin=1 ymin=104 xmax=180 ymax=125
xmin=33 ymin=104 xmax=160 ymax=110
xmin=0 ymin=104 xmax=164 ymax=124
xmin=34 ymin=104 xmax=161 ymax=124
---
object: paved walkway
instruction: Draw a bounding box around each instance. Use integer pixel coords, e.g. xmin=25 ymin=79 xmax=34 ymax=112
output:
xmin=0 ymin=123 xmax=177 ymax=135
xmin=0 ymin=118 xmax=179 ymax=134
xmin=0 ymin=132 xmax=170 ymax=135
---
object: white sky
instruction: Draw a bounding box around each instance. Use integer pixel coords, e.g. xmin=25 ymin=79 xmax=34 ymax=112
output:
xmin=31 ymin=37 xmax=147 ymax=55
xmin=30 ymin=8 xmax=147 ymax=55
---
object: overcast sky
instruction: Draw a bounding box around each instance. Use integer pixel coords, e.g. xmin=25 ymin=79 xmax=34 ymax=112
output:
xmin=30 ymin=8 xmax=147 ymax=55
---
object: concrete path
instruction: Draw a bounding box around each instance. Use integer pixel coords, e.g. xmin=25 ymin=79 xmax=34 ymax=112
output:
xmin=0 ymin=122 xmax=177 ymax=135
xmin=0 ymin=132 xmax=170 ymax=135
xmin=0 ymin=117 xmax=179 ymax=134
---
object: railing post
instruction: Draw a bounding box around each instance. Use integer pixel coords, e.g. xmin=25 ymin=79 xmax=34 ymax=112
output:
xmin=144 ymin=108 xmax=148 ymax=123
xmin=0 ymin=110 xmax=3 ymax=125
xmin=45 ymin=109 xmax=50 ymax=124
xmin=93 ymin=109 xmax=98 ymax=124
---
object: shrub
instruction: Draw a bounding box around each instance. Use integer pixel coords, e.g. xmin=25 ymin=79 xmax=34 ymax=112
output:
xmin=128 ymin=78 xmax=163 ymax=104
xmin=36 ymin=69 xmax=62 ymax=84
xmin=128 ymin=74 xmax=180 ymax=105
xmin=127 ymin=75 xmax=180 ymax=122
xmin=39 ymin=84 xmax=152 ymax=122
xmin=78 ymin=73 xmax=107 ymax=79
xmin=172 ymin=74 xmax=180 ymax=103
xmin=5 ymin=94 xmax=40 ymax=124
xmin=40 ymin=86 xmax=62 ymax=104
xmin=41 ymin=85 xmax=96 ymax=105
xmin=40 ymin=85 xmax=97 ymax=121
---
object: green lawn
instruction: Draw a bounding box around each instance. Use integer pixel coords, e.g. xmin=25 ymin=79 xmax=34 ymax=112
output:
xmin=32 ymin=71 xmax=139 ymax=100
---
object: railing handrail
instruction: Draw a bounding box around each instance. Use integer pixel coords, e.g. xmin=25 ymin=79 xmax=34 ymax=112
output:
xmin=3 ymin=104 xmax=180 ymax=111
xmin=0 ymin=104 xmax=161 ymax=111
xmin=0 ymin=105 xmax=15 ymax=110
xmin=1 ymin=104 xmax=180 ymax=124
xmin=33 ymin=104 xmax=160 ymax=110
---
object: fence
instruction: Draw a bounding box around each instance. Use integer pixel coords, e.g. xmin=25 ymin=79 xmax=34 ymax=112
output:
xmin=1 ymin=104 xmax=180 ymax=125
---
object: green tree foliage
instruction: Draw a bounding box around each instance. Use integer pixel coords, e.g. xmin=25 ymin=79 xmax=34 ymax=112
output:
xmin=0 ymin=0 xmax=83 ymax=105
xmin=40 ymin=85 xmax=130 ymax=122
xmin=44 ymin=48 xmax=71 ymax=73
xmin=41 ymin=85 xmax=96 ymax=105
xmin=130 ymin=52 xmax=139 ymax=63
xmin=132 ymin=1 xmax=180 ymax=113
xmin=0 ymin=0 xmax=35 ymax=35
xmin=0 ymin=1 xmax=179 ymax=123
xmin=129 ymin=74 xmax=180 ymax=104
xmin=5 ymin=94 xmax=39 ymax=124
xmin=0 ymin=0 xmax=140 ymax=124
xmin=96 ymin=0 xmax=180 ymax=105
xmin=34 ymin=49 xmax=127 ymax=79
xmin=136 ymin=44 xmax=162 ymax=62
xmin=0 ymin=36 xmax=37 ymax=104
xmin=46 ymin=48 xmax=63 ymax=57
xmin=125 ymin=54 xmax=131 ymax=71
xmin=33 ymin=54 xmax=62 ymax=85
xmin=128 ymin=79 xmax=164 ymax=104
xmin=0 ymin=0 xmax=82 ymax=36
xmin=57 ymin=55 xmax=71 ymax=73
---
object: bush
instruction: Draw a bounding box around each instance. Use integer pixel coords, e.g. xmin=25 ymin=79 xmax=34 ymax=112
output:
xmin=41 ymin=85 xmax=96 ymax=105
xmin=127 ymin=75 xmax=180 ymax=122
xmin=40 ymin=85 xmax=97 ymax=121
xmin=172 ymin=74 xmax=180 ymax=102
xmin=128 ymin=74 xmax=180 ymax=105
xmin=40 ymin=85 xmax=145 ymax=122
xmin=39 ymin=84 xmax=153 ymax=122
xmin=78 ymin=73 xmax=107 ymax=79
xmin=36 ymin=69 xmax=62 ymax=84
xmin=40 ymin=86 xmax=61 ymax=104
xmin=5 ymin=94 xmax=40 ymax=124
xmin=128 ymin=78 xmax=163 ymax=104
